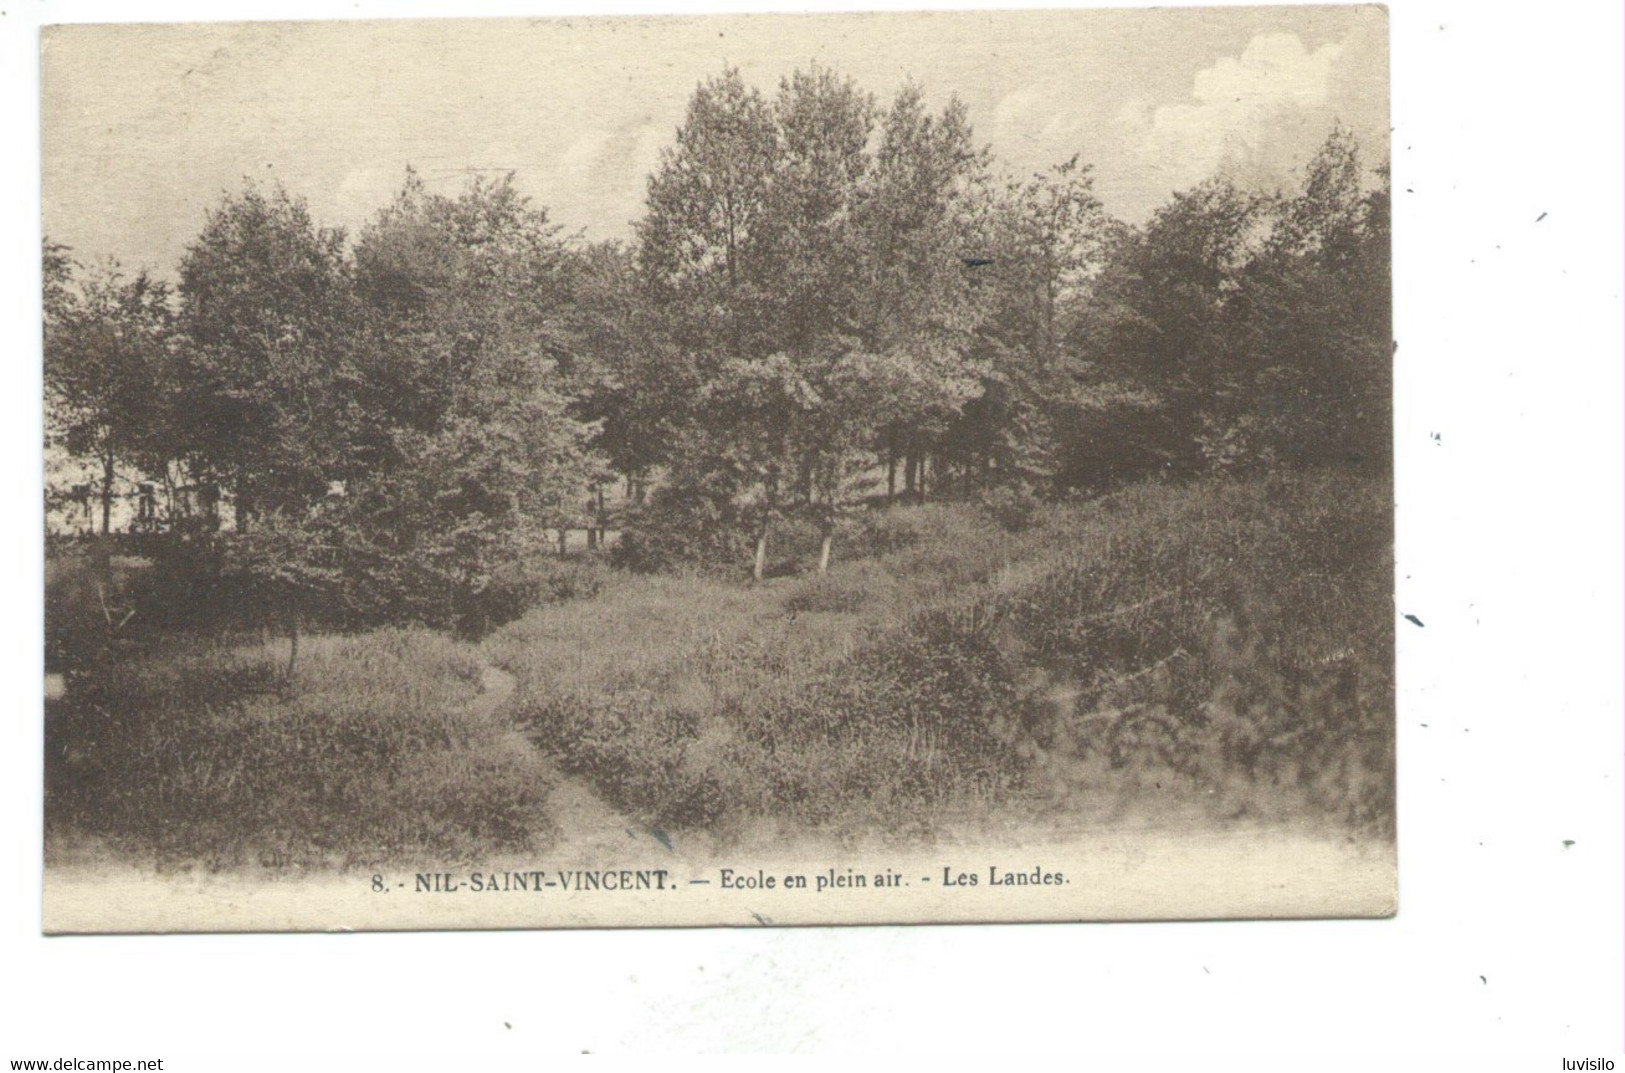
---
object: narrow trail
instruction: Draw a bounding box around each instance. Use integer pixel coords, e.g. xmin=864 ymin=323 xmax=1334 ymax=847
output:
xmin=472 ymin=655 xmax=654 ymax=863
xmin=466 ymin=662 xmax=517 ymax=718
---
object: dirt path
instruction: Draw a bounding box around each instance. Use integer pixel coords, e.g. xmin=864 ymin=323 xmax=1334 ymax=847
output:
xmin=528 ymin=752 xmax=649 ymax=863
xmin=468 ymin=662 xmax=517 ymax=717
xmin=474 ymin=657 xmax=651 ymax=864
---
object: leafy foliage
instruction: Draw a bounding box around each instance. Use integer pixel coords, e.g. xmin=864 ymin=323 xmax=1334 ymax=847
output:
xmin=45 ymin=64 xmax=1390 ymax=615
xmin=174 ymin=183 xmax=358 ymax=520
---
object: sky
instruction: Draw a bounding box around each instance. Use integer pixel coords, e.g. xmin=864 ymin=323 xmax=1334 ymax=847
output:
xmin=41 ymin=5 xmax=1388 ymax=277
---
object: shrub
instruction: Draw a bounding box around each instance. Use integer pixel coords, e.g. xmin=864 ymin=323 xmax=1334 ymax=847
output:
xmin=1001 ymin=473 xmax=1393 ymax=834
xmin=975 ymin=483 xmax=1044 ymax=532
xmin=46 ymin=549 xmax=126 ymax=670
xmin=45 ymin=628 xmax=555 ymax=868
xmin=843 ymin=505 xmax=930 ymax=559
xmin=782 ymin=562 xmax=894 ymax=616
xmin=614 ymin=481 xmax=752 ymax=575
xmin=513 ymin=687 xmax=734 ymax=828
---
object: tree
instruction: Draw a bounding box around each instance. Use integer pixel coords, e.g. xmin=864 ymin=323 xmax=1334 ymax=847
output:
xmin=1065 ymin=127 xmax=1390 ymax=481
xmin=800 ymin=346 xmax=977 ymax=570
xmin=175 ymin=182 xmax=357 ymax=528
xmin=42 ymin=240 xmax=74 ymax=327
xmin=222 ymin=508 xmax=342 ymax=677
xmin=856 ymin=85 xmax=988 ymax=501
xmin=1236 ymin=128 xmax=1391 ymax=469
xmin=44 ymin=247 xmax=178 ymax=536
xmin=563 ymin=240 xmax=693 ymax=510
xmin=635 ymin=67 xmax=994 ymax=575
xmin=1074 ymin=178 xmax=1271 ymax=477
xmin=160 ymin=175 xmax=608 ymax=635
xmin=983 ymin=156 xmax=1108 ymax=366
xmin=347 ymin=172 xmax=606 ymax=628
xmin=634 ymin=68 xmax=807 ymax=575
xmin=756 ymin=65 xmax=875 ymax=354
xmin=699 ymin=355 xmax=818 ymax=581
xmin=637 ymin=67 xmax=778 ymax=357
xmin=948 ymin=156 xmax=1112 ymax=492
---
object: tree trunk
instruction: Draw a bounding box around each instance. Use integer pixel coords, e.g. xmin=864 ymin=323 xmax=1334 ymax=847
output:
xmin=557 ymin=529 xmax=568 ymax=556
xmin=285 ymin=612 xmax=301 ymax=681
xmin=1042 ymin=253 xmax=1057 ymax=366
xmin=817 ymin=524 xmax=833 ymax=575
xmin=886 ymin=444 xmax=897 ymax=505
xmin=100 ymin=452 xmax=114 ymax=536
xmin=919 ymin=454 xmax=929 ymax=502
xmin=752 ymin=472 xmax=777 ymax=584
xmin=904 ymin=453 xmax=917 ymax=497
xmin=752 ymin=523 xmax=770 ymax=584
xmin=162 ymin=470 xmax=179 ymax=531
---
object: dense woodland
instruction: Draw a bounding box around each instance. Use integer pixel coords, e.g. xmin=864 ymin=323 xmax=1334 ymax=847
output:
xmin=45 ymin=65 xmax=1389 ymax=637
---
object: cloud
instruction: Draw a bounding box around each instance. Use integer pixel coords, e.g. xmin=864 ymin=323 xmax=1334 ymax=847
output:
xmin=991 ymin=84 xmax=1095 ymax=161
xmin=1115 ymin=32 xmax=1351 ymax=203
xmin=333 ymin=166 xmax=401 ymax=227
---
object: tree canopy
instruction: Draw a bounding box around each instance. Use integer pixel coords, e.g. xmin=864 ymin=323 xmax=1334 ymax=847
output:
xmin=44 ymin=64 xmax=1391 ymax=625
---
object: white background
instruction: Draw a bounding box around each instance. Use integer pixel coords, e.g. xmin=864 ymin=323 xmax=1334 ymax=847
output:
xmin=3 ymin=0 xmax=1622 ymax=1063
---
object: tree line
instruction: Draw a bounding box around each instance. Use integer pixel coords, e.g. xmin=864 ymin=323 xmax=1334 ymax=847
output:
xmin=44 ymin=64 xmax=1390 ymax=633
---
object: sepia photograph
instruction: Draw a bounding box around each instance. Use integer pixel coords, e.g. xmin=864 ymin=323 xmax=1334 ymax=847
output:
xmin=40 ymin=5 xmax=1395 ymax=932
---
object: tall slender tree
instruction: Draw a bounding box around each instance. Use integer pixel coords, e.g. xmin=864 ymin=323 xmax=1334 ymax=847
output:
xmin=638 ymin=67 xmax=778 ymax=358
xmin=857 ymin=85 xmax=988 ymax=500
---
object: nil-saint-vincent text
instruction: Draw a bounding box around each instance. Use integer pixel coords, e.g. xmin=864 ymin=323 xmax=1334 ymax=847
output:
xmin=413 ymin=869 xmax=671 ymax=893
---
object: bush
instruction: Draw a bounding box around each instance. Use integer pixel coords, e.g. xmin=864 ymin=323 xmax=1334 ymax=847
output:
xmin=749 ymin=605 xmax=1025 ymax=798
xmin=454 ymin=553 xmax=608 ymax=636
xmin=843 ymin=505 xmax=930 ymax=559
xmin=45 ymin=628 xmax=555 ymax=868
xmin=782 ymin=562 xmax=894 ymax=615
xmin=519 ymin=691 xmax=730 ymax=828
xmin=46 ymin=549 xmax=127 ymax=670
xmin=1000 ymin=473 xmax=1393 ymax=833
xmin=614 ymin=481 xmax=752 ymax=575
xmin=975 ymin=483 xmax=1044 ymax=532
xmin=615 ymin=484 xmax=852 ymax=579
xmin=758 ymin=513 xmax=825 ymax=578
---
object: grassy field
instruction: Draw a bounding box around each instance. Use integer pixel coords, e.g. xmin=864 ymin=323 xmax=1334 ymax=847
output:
xmin=491 ymin=469 xmax=1393 ymax=842
xmin=45 ymin=469 xmax=1392 ymax=869
xmin=45 ymin=628 xmax=555 ymax=869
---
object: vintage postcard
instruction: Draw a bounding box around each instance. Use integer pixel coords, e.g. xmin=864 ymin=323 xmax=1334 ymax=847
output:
xmin=41 ymin=5 xmax=1394 ymax=932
